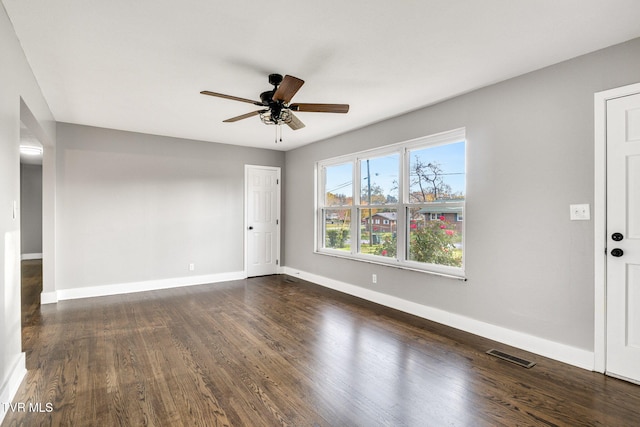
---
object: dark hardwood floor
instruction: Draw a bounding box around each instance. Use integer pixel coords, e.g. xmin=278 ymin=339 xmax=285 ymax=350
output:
xmin=4 ymin=260 xmax=640 ymax=426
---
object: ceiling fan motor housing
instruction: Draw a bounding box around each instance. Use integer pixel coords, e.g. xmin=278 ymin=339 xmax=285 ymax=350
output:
xmin=260 ymin=91 xmax=275 ymax=105
xmin=268 ymin=73 xmax=283 ymax=87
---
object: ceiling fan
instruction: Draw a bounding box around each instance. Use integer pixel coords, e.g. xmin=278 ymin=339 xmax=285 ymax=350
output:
xmin=200 ymin=74 xmax=349 ymax=133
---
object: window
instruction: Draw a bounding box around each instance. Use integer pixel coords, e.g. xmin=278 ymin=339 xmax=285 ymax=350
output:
xmin=321 ymin=162 xmax=353 ymax=252
xmin=317 ymin=128 xmax=466 ymax=277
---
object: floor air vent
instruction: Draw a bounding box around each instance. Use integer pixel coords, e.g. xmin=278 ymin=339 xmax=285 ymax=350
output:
xmin=486 ymin=349 xmax=536 ymax=368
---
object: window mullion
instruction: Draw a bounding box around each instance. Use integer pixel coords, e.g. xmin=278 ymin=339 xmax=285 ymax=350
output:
xmin=354 ymin=158 xmax=361 ymax=205
xmin=395 ymin=148 xmax=408 ymax=261
xmin=317 ymin=165 xmax=325 ymax=251
xmin=352 ymin=160 xmax=360 ymax=255
xmin=350 ymin=206 xmax=357 ymax=255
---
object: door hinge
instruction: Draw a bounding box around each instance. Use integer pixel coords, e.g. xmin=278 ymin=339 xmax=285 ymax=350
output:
xmin=276 ymin=259 xmax=279 ymax=265
xmin=276 ymin=219 xmax=279 ymax=225
xmin=276 ymin=179 xmax=279 ymax=185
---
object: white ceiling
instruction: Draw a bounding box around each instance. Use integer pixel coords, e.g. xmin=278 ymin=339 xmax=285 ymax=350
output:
xmin=4 ymin=1 xmax=640 ymax=151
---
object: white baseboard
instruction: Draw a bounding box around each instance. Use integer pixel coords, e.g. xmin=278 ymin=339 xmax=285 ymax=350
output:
xmin=0 ymin=353 xmax=26 ymax=425
xmin=20 ymin=253 xmax=42 ymax=260
xmin=41 ymin=271 xmax=246 ymax=304
xmin=40 ymin=291 xmax=59 ymax=305
xmin=283 ymin=267 xmax=595 ymax=371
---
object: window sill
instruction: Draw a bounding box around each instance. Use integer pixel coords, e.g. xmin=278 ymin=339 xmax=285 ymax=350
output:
xmin=314 ymin=249 xmax=467 ymax=281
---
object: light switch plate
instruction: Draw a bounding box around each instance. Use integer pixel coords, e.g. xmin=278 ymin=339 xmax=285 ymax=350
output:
xmin=570 ymin=204 xmax=590 ymax=220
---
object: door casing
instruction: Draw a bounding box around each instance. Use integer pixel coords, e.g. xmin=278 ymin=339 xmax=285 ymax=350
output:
xmin=593 ymin=82 xmax=640 ymax=373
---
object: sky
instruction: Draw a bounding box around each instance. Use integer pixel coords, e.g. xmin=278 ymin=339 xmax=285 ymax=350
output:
xmin=325 ymin=140 xmax=465 ymax=201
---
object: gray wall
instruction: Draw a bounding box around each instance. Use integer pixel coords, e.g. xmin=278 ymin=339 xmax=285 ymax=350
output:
xmin=0 ymin=4 xmax=55 ymax=417
xmin=284 ymin=38 xmax=640 ymax=353
xmin=55 ymin=123 xmax=284 ymax=290
xmin=20 ymin=164 xmax=43 ymax=256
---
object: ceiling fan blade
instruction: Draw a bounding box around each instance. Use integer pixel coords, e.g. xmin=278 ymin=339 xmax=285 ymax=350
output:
xmin=290 ymin=103 xmax=349 ymax=113
xmin=272 ymin=75 xmax=305 ymax=103
xmin=200 ymin=91 xmax=262 ymax=105
xmin=223 ymin=110 xmax=264 ymax=123
xmin=286 ymin=112 xmax=305 ymax=130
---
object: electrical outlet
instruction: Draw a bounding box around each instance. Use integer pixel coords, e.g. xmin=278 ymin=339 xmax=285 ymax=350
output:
xmin=189 ymin=263 xmax=195 ymax=271
xmin=372 ymin=274 xmax=377 ymax=284
xmin=570 ymin=204 xmax=590 ymax=221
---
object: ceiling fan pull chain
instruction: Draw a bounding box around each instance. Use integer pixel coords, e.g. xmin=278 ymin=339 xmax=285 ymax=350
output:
xmin=275 ymin=125 xmax=283 ymax=143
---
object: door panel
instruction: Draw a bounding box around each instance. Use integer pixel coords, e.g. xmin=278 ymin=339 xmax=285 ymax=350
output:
xmin=629 ymin=155 xmax=640 ymax=239
xmin=606 ymin=92 xmax=640 ymax=383
xmin=246 ymin=166 xmax=280 ymax=277
xmin=629 ymin=265 xmax=640 ymax=349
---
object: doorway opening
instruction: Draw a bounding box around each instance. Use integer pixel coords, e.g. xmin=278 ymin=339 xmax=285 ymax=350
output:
xmin=245 ymin=165 xmax=281 ymax=277
xmin=19 ymin=120 xmax=44 ymax=333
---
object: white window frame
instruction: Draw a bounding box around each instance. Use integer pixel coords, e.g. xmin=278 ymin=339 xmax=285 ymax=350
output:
xmin=315 ymin=128 xmax=466 ymax=279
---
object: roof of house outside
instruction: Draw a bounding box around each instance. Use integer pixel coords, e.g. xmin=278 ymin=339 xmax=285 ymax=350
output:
xmin=416 ymin=201 xmax=463 ymax=214
xmin=364 ymin=212 xmax=398 ymax=221
xmin=417 ymin=207 xmax=463 ymax=214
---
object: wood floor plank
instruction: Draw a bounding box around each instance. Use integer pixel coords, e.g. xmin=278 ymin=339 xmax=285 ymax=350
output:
xmin=5 ymin=261 xmax=640 ymax=426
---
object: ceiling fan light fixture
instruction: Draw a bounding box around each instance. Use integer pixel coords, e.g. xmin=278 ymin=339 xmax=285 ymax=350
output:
xmin=20 ymin=145 xmax=43 ymax=155
xmin=259 ymin=109 xmax=292 ymax=126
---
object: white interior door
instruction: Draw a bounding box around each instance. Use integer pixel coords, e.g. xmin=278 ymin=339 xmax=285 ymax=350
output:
xmin=245 ymin=165 xmax=280 ymax=277
xmin=606 ymin=92 xmax=640 ymax=383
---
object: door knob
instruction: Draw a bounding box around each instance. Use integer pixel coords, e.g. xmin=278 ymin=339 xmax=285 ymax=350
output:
xmin=612 ymin=232 xmax=624 ymax=241
xmin=248 ymin=226 xmax=253 ymax=230
xmin=611 ymin=248 xmax=624 ymax=257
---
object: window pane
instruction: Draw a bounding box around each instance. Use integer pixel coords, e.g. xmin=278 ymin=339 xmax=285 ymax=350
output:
xmin=325 ymin=163 xmax=353 ymax=206
xmin=324 ymin=208 xmax=351 ymax=251
xmin=360 ymin=154 xmax=399 ymax=205
xmin=407 ymin=207 xmax=462 ymax=267
xmin=408 ymin=141 xmax=465 ymax=203
xmin=359 ymin=208 xmax=397 ymax=258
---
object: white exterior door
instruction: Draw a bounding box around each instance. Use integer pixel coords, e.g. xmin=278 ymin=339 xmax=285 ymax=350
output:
xmin=245 ymin=165 xmax=280 ymax=277
xmin=606 ymin=92 xmax=640 ymax=383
